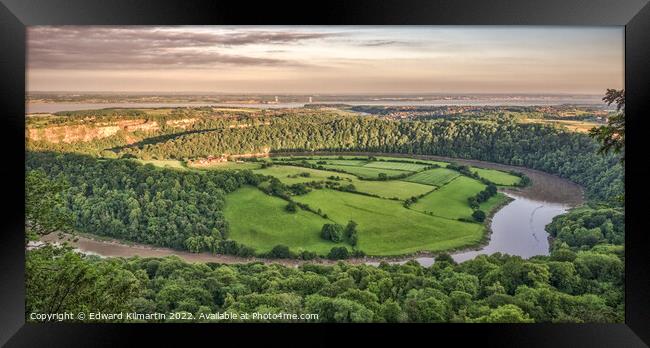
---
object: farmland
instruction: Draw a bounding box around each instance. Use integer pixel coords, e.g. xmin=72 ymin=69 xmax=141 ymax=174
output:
xmin=222 ymin=155 xmax=522 ymax=256
xmin=223 ymin=186 xmax=333 ymax=254
xmin=471 ymin=167 xmax=521 ymax=186
xmin=403 ymin=168 xmax=460 ymax=186
xmin=410 ymin=176 xmax=501 ymax=220
xmin=253 ymin=164 xmax=434 ymax=200
xmin=319 ymin=164 xmax=407 ymax=179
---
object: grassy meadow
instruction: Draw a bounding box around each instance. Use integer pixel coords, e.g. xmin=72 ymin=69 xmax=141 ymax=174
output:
xmin=221 ymin=155 xmax=521 ymax=256
xmin=471 ymin=167 xmax=521 ymax=186
xmin=224 ymin=186 xmax=333 ymax=254
xmin=319 ymin=164 xmax=407 ymax=179
xmin=402 ymin=168 xmax=460 ymax=186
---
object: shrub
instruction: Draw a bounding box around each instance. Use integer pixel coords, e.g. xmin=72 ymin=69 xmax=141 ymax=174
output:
xmin=348 ymin=231 xmax=358 ymax=246
xmin=435 ymin=253 xmax=456 ymax=265
xmin=299 ymin=250 xmax=318 ymax=260
xmin=472 ymin=210 xmax=487 ymax=222
xmin=345 ymin=221 xmax=358 ymax=238
xmin=328 ymin=246 xmax=350 ymax=260
xmin=321 ymin=223 xmax=344 ymax=243
xmin=269 ymin=245 xmax=293 ymax=259
xmin=285 ymin=201 xmax=298 ymax=213
xmin=237 ymin=245 xmax=256 ymax=258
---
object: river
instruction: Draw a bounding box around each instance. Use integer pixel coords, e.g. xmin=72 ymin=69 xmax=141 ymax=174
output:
xmin=35 ymin=155 xmax=583 ymax=266
xmin=365 ymin=192 xmax=571 ymax=266
xmin=27 ymin=96 xmax=605 ymax=114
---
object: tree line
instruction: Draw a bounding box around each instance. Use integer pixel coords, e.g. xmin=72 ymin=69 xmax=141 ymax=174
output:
xmin=26 ymin=152 xmax=260 ymax=250
xmin=115 ymin=115 xmax=622 ymax=202
xmin=26 ymin=205 xmax=623 ymax=323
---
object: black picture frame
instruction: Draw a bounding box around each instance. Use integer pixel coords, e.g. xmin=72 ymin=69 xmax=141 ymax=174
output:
xmin=1 ymin=0 xmax=649 ymax=346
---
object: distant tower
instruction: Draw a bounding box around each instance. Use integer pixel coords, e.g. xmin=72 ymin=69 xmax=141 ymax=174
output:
xmin=309 ymin=96 xmax=313 ymax=103
xmin=275 ymin=96 xmax=279 ymax=103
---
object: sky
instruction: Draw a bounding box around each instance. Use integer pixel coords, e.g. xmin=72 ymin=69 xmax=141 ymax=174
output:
xmin=26 ymin=26 xmax=624 ymax=95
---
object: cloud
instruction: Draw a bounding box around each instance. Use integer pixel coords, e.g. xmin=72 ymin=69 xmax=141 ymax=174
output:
xmin=27 ymin=26 xmax=334 ymax=69
xmin=357 ymin=40 xmax=401 ymax=47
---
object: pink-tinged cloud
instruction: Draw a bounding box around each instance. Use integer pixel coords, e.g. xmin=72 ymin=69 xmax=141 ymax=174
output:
xmin=27 ymin=26 xmax=624 ymax=94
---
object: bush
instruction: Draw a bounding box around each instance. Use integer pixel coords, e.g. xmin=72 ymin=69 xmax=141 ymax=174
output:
xmin=268 ymin=245 xmax=293 ymax=259
xmin=299 ymin=250 xmax=318 ymax=260
xmin=289 ymin=183 xmax=311 ymax=195
xmin=218 ymin=240 xmax=241 ymax=255
xmin=237 ymin=245 xmax=256 ymax=258
xmin=285 ymin=201 xmax=298 ymax=213
xmin=472 ymin=210 xmax=486 ymax=222
xmin=348 ymin=232 xmax=358 ymax=246
xmin=328 ymin=246 xmax=350 ymax=260
xmin=321 ymin=223 xmax=344 ymax=243
xmin=345 ymin=221 xmax=358 ymax=238
xmin=435 ymin=253 xmax=456 ymax=265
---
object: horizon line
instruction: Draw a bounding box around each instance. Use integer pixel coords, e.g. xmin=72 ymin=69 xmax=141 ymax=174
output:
xmin=27 ymin=91 xmax=608 ymax=97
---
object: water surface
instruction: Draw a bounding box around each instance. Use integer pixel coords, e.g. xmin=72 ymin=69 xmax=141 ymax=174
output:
xmin=27 ymin=97 xmax=605 ymax=113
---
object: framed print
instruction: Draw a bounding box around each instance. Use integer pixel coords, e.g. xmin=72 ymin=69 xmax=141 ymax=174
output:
xmin=1 ymin=0 xmax=649 ymax=346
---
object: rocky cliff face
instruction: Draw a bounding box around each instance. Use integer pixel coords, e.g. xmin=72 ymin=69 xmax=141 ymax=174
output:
xmin=27 ymin=119 xmax=160 ymax=143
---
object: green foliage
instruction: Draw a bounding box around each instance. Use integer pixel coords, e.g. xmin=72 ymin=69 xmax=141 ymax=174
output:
xmin=27 ymin=227 xmax=624 ymax=323
xmin=26 ymin=152 xmax=259 ymax=250
xmin=285 ymin=201 xmax=298 ymax=213
xmin=472 ymin=210 xmax=486 ymax=222
xmin=589 ymin=89 xmax=625 ymax=163
xmin=268 ymin=245 xmax=294 ymax=259
xmin=321 ymin=223 xmax=345 ymax=243
xmin=25 ymin=170 xmax=73 ymax=239
xmin=299 ymin=250 xmax=318 ymax=260
xmin=106 ymin=115 xmax=622 ymax=202
xmin=471 ymin=304 xmax=534 ymax=323
xmin=546 ymin=207 xmax=624 ymax=250
xmin=345 ymin=220 xmax=359 ymax=246
xmin=327 ymin=247 xmax=350 ymax=260
xmin=26 ymin=245 xmax=142 ymax=321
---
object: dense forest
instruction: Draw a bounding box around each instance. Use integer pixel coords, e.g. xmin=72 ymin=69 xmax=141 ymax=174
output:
xmin=26 ymin=205 xmax=624 ymax=323
xmin=111 ymin=115 xmax=622 ymax=202
xmin=349 ymin=105 xmax=609 ymax=121
xmin=26 ymin=152 xmax=259 ymax=250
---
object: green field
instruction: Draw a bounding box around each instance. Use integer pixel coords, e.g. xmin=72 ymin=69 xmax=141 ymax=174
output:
xmin=224 ymin=156 xmax=519 ymax=256
xmin=362 ymin=161 xmax=429 ymax=172
xmin=254 ymin=165 xmax=358 ymax=184
xmin=403 ymin=168 xmax=460 ymax=186
xmin=376 ymin=157 xmax=449 ymax=167
xmin=471 ymin=167 xmax=521 ymax=186
xmin=135 ymin=159 xmax=188 ymax=171
xmin=410 ymin=176 xmax=491 ymax=220
xmin=293 ymin=189 xmax=485 ymax=255
xmin=479 ymin=192 xmax=509 ymax=214
xmin=224 ymin=186 xmax=334 ymax=254
xmin=303 ymin=159 xmax=369 ymax=166
xmin=254 ymin=165 xmax=434 ymax=200
xmin=273 ymin=155 xmax=363 ymax=161
xmin=320 ymin=164 xmax=407 ymax=179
